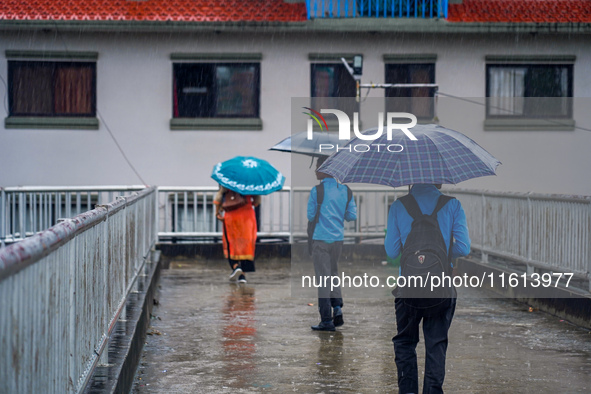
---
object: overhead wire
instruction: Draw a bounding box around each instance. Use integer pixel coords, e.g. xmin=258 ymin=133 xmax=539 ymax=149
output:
xmin=358 ymin=84 xmax=590 ymax=133
xmin=436 ymin=91 xmax=591 ymax=133
xmin=52 ymin=21 xmax=148 ymax=185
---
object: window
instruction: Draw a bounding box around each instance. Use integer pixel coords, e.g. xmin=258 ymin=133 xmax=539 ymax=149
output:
xmin=173 ymin=63 xmax=260 ymax=118
xmin=385 ymin=63 xmax=435 ymax=120
xmin=311 ymin=63 xmax=356 ymax=98
xmin=486 ymin=64 xmax=573 ymax=118
xmin=8 ymin=60 xmax=96 ymax=117
xmin=310 ymin=63 xmax=357 ymax=118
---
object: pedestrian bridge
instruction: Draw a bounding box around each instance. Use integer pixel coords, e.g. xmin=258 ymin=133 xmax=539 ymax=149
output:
xmin=0 ymin=186 xmax=590 ymax=393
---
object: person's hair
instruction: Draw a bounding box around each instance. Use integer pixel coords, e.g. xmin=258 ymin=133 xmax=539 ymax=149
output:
xmin=316 ymin=156 xmax=327 ymax=168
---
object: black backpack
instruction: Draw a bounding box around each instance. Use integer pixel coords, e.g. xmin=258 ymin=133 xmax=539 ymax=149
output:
xmin=307 ymin=183 xmax=353 ymax=255
xmin=398 ymin=194 xmax=455 ymax=314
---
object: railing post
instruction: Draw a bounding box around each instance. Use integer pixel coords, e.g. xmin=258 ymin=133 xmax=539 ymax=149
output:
xmin=155 ymin=188 xmax=160 ymax=244
xmin=588 ymin=200 xmax=591 ymax=292
xmin=18 ymin=192 xmax=25 ymax=240
xmin=1 ymin=188 xmax=5 ymax=247
xmin=100 ymin=204 xmax=109 ymax=367
xmin=289 ymin=188 xmax=294 ymax=244
xmin=69 ymin=225 xmax=78 ymax=392
xmin=481 ymin=192 xmax=487 ymax=264
xmin=527 ymin=194 xmax=533 ymax=275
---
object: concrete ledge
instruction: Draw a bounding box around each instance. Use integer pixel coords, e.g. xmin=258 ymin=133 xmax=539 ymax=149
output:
xmin=170 ymin=117 xmax=262 ymax=131
xmin=157 ymin=242 xmax=388 ymax=265
xmin=85 ymin=251 xmax=162 ymax=394
xmin=457 ymin=257 xmax=591 ymax=330
xmin=484 ymin=118 xmax=575 ymax=131
xmin=5 ymin=116 xmax=99 ymax=130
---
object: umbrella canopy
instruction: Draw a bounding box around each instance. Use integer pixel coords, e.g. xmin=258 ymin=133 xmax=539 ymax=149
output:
xmin=270 ymin=131 xmax=342 ymax=157
xmin=211 ymin=156 xmax=285 ymax=195
xmin=317 ymin=124 xmax=501 ymax=188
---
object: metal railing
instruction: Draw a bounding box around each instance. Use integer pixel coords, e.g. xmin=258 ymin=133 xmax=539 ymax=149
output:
xmin=450 ymin=189 xmax=591 ymax=284
xmin=0 ymin=185 xmax=146 ymax=246
xmin=306 ymin=0 xmax=448 ymax=19
xmin=156 ymin=186 xmax=292 ymax=241
xmin=157 ymin=186 xmax=402 ymax=243
xmin=2 ymin=185 xmax=588 ymax=283
xmin=0 ymin=187 xmax=157 ymax=394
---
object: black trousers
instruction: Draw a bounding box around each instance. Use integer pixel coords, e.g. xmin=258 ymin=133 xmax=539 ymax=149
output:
xmin=393 ymin=297 xmax=456 ymax=394
xmin=228 ymin=258 xmax=255 ymax=272
xmin=312 ymin=240 xmax=344 ymax=322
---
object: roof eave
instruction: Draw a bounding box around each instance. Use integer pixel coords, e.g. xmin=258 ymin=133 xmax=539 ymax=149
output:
xmin=0 ymin=18 xmax=590 ymax=34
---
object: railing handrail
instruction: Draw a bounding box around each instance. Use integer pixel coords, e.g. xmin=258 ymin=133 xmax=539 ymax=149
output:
xmin=448 ymin=187 xmax=591 ymax=204
xmin=1 ymin=185 xmax=146 ymax=192
xmin=0 ymin=186 xmax=157 ymax=393
xmin=0 ymin=186 xmax=156 ymax=281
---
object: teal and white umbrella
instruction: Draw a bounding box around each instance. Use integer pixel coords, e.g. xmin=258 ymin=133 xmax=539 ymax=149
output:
xmin=211 ymin=156 xmax=285 ymax=195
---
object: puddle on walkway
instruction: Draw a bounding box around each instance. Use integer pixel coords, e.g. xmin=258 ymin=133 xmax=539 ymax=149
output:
xmin=132 ymin=260 xmax=591 ymax=393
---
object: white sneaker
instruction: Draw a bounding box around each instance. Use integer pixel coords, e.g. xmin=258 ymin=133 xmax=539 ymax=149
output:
xmin=229 ymin=267 xmax=243 ymax=281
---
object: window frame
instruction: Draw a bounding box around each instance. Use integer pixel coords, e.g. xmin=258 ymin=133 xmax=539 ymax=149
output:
xmin=308 ymin=54 xmax=360 ymax=130
xmin=8 ymin=60 xmax=97 ymax=118
xmin=4 ymin=50 xmax=99 ymax=130
xmin=310 ymin=63 xmax=357 ymax=99
xmin=485 ymin=63 xmax=574 ymax=119
xmin=384 ymin=60 xmax=437 ymax=122
xmin=173 ymin=62 xmax=261 ymax=119
xmin=169 ymin=53 xmax=263 ymax=131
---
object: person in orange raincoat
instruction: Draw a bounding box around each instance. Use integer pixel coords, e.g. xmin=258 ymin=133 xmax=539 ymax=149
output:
xmin=214 ymin=186 xmax=261 ymax=283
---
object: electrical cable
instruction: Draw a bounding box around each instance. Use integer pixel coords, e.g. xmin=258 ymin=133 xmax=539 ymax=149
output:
xmin=52 ymin=21 xmax=148 ymax=185
xmin=436 ymin=91 xmax=591 ymax=133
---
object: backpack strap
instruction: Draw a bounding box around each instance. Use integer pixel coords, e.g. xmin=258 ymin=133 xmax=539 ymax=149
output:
xmin=312 ymin=183 xmax=352 ymax=228
xmin=431 ymin=195 xmax=455 ymax=218
xmin=398 ymin=194 xmax=423 ymax=220
xmin=344 ymin=185 xmax=353 ymax=214
xmin=312 ymin=183 xmax=325 ymax=225
xmin=399 ymin=194 xmax=455 ymax=219
xmin=432 ymin=195 xmax=456 ymax=265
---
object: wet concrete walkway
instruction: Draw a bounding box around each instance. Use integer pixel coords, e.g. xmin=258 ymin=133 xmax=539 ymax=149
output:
xmin=132 ymin=259 xmax=591 ymax=393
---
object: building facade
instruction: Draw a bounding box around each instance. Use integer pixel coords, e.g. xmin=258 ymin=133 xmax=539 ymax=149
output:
xmin=1 ymin=0 xmax=590 ymax=195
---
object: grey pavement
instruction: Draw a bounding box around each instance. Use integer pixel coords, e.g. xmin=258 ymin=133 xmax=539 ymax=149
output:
xmin=132 ymin=259 xmax=591 ymax=393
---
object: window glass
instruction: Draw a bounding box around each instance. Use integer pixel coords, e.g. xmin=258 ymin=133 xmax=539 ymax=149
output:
xmin=385 ymin=63 xmax=435 ymax=120
xmin=486 ymin=64 xmax=572 ymax=118
xmin=9 ymin=61 xmax=95 ymax=117
xmin=173 ymin=63 xmax=260 ymax=118
xmin=311 ymin=63 xmax=357 ymax=117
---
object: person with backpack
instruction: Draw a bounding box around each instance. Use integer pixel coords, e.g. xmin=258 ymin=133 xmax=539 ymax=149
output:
xmin=307 ymin=157 xmax=357 ymax=331
xmin=385 ymin=184 xmax=470 ymax=393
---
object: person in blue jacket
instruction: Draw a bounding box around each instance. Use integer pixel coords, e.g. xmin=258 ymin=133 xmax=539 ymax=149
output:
xmin=307 ymin=157 xmax=357 ymax=331
xmin=385 ymin=184 xmax=470 ymax=393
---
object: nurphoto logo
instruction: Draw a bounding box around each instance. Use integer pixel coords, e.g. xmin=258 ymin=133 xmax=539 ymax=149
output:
xmin=303 ymin=108 xmax=418 ymax=153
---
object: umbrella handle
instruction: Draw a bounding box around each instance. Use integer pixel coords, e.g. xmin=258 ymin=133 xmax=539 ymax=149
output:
xmin=215 ymin=205 xmax=225 ymax=221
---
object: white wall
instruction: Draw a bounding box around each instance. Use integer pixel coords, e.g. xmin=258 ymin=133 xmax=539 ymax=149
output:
xmin=1 ymin=30 xmax=590 ymax=195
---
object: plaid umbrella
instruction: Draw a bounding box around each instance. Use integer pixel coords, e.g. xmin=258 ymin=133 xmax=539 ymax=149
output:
xmin=269 ymin=131 xmax=342 ymax=157
xmin=317 ymin=124 xmax=501 ymax=187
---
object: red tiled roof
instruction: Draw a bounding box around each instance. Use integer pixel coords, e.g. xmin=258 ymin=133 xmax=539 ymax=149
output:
xmin=0 ymin=0 xmax=308 ymax=23
xmin=0 ymin=0 xmax=589 ymax=24
xmin=448 ymin=0 xmax=591 ymax=23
